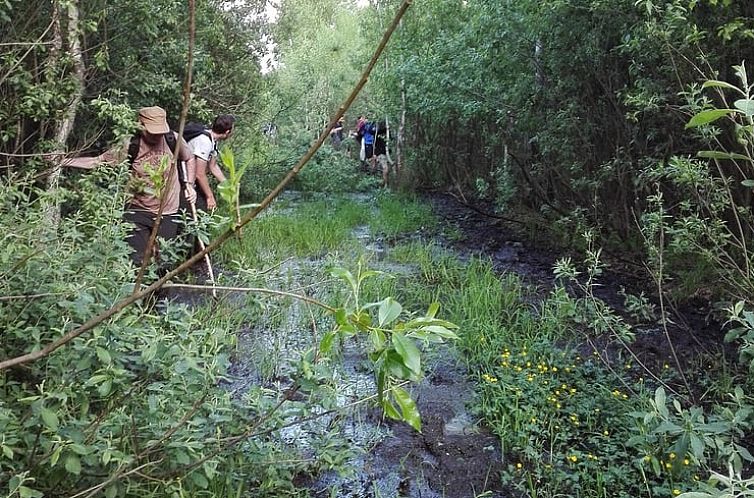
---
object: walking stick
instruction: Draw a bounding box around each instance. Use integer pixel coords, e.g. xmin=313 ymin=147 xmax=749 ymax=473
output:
xmin=181 ymin=162 xmax=218 ymax=298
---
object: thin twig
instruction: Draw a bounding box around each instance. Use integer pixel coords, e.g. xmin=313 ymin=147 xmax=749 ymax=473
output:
xmin=0 ymin=292 xmax=65 ymax=302
xmin=161 ymin=283 xmax=335 ymax=311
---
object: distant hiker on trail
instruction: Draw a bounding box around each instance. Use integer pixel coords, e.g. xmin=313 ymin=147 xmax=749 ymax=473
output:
xmin=373 ymin=121 xmax=391 ymax=187
xmin=358 ymin=119 xmax=376 ymax=171
xmin=184 ymin=114 xmax=235 ymax=212
xmin=355 ymin=115 xmax=366 ymax=137
xmin=63 ymin=106 xmax=196 ymax=267
xmin=330 ymin=116 xmax=344 ymax=149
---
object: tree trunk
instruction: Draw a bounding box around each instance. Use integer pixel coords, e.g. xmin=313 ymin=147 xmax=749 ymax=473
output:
xmin=396 ymin=77 xmax=406 ymax=181
xmin=44 ymin=0 xmax=86 ymax=228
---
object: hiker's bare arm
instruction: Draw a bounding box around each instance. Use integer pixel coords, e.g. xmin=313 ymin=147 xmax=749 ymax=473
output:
xmin=195 ymin=157 xmax=216 ymax=209
xmin=208 ymin=156 xmax=226 ymax=183
xmin=63 ymin=154 xmax=108 ymax=169
xmin=178 ymin=140 xmax=197 ymax=204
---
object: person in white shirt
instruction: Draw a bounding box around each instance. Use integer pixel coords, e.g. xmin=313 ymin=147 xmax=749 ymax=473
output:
xmin=187 ymin=114 xmax=235 ymax=211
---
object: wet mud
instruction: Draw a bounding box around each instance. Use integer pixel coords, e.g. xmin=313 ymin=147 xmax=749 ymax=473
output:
xmin=424 ymin=192 xmax=729 ymax=390
xmin=166 ymin=191 xmax=728 ymax=497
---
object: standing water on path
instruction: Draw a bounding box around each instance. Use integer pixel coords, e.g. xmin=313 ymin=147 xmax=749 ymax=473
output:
xmin=217 ymin=192 xmax=509 ymax=498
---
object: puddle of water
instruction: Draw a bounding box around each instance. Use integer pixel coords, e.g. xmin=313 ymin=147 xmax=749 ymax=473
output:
xmin=219 ymin=197 xmax=509 ymax=498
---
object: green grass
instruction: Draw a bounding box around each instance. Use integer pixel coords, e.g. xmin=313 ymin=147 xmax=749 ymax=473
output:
xmin=370 ymin=192 xmax=437 ymax=238
xmin=215 ymin=196 xmax=370 ymax=268
xmin=196 ymin=192 xmax=728 ymax=498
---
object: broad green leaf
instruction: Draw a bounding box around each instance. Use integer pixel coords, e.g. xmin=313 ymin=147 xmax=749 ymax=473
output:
xmin=319 ymin=330 xmax=337 ymax=355
xmin=734 ymin=99 xmax=754 ymax=117
xmin=70 ymin=444 xmax=89 ymax=455
xmin=392 ymin=332 xmax=421 ymax=376
xmin=385 ymin=350 xmax=413 ymax=379
xmin=378 ymin=298 xmax=402 ymax=327
xmin=393 ymin=387 xmax=422 ymax=431
xmin=702 ymin=80 xmax=743 ymax=93
xmin=175 ymin=449 xmax=191 ymax=465
xmin=191 ymin=471 xmax=209 ymax=489
xmin=742 ymin=179 xmax=754 ymax=187
xmin=96 ymin=346 xmax=111 ymax=364
xmin=697 ymin=150 xmax=751 ymax=161
xmin=690 ymin=434 xmax=705 ymax=457
xmin=98 ymin=379 xmax=112 ymax=397
xmin=685 ymin=109 xmax=736 ymax=128
xmin=357 ymin=269 xmax=382 ymax=284
xmin=65 ymin=455 xmax=81 ymax=475
xmin=18 ymin=487 xmax=44 ymax=498
xmin=381 ymin=399 xmax=401 ymax=420
xmin=735 ymin=443 xmax=754 ymax=462
xmin=50 ymin=445 xmax=63 ymax=466
xmin=653 ymin=420 xmax=681 ymax=434
xmin=677 ymin=494 xmax=714 ymax=498
xmin=426 ymin=302 xmax=440 ymax=318
xmin=334 ymin=308 xmax=348 ymax=326
xmin=701 ymin=422 xmax=731 ymax=434
xmin=331 ymin=267 xmax=357 ymax=295
xmin=40 ymin=407 xmax=59 ymax=432
xmin=219 ymin=147 xmax=235 ymax=174
xmin=422 ymin=325 xmax=459 ymax=340
xmin=654 ymin=387 xmax=666 ymax=409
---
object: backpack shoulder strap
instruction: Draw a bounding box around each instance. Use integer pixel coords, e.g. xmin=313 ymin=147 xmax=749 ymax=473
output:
xmin=163 ymin=131 xmax=188 ymax=185
xmin=164 ymin=131 xmax=177 ymax=154
xmin=127 ymin=134 xmax=141 ymax=165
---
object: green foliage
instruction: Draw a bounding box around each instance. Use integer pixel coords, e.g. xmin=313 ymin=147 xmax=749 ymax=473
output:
xmin=216 ymin=196 xmax=370 ymax=268
xmin=630 ymin=386 xmax=754 ymax=481
xmin=369 ymin=192 xmax=437 ymax=238
xmin=1 ymin=0 xmax=266 ymax=172
xmin=0 ymin=176 xmax=245 ymax=497
xmin=328 ymin=263 xmax=458 ymax=431
xmin=293 ymin=145 xmax=379 ymax=193
xmin=216 ymin=147 xmax=249 ymax=228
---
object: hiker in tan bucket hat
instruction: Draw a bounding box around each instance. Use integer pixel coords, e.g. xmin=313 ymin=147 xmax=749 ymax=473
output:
xmin=64 ymin=106 xmax=197 ymax=269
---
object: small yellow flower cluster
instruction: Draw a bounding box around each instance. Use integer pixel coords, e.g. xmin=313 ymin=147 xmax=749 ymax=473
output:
xmin=568 ymin=455 xmax=578 ymax=463
xmin=672 ymin=489 xmax=681 ymax=496
xmin=611 ymin=389 xmax=629 ymax=399
xmin=482 ymin=373 xmax=498 ymax=383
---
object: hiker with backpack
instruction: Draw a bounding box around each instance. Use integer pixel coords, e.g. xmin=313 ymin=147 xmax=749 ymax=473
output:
xmin=184 ymin=115 xmax=235 ymax=211
xmin=373 ymin=121 xmax=391 ymax=187
xmin=358 ymin=119 xmax=376 ymax=172
xmin=63 ymin=106 xmax=196 ymax=267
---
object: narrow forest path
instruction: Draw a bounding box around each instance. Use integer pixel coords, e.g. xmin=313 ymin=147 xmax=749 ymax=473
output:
xmin=176 ymin=190 xmax=723 ymax=498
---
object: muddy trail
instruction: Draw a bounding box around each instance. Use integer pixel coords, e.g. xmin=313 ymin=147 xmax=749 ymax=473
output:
xmin=171 ymin=191 xmax=724 ymax=498
xmin=426 ymin=193 xmax=724 ymax=371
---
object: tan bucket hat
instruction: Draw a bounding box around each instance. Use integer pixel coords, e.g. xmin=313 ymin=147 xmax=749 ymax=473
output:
xmin=138 ymin=106 xmax=170 ymax=134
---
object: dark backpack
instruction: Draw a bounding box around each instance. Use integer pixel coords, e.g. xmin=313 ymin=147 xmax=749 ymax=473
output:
xmin=182 ymin=122 xmax=211 ymax=143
